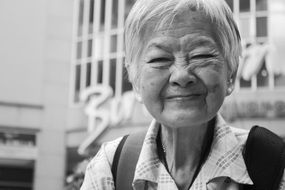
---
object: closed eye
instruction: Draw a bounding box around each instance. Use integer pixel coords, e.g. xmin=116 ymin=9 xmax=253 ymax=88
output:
xmin=191 ymin=54 xmax=216 ymax=59
xmin=147 ymin=57 xmax=172 ymax=63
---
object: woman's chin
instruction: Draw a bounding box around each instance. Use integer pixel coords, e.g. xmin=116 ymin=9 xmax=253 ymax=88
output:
xmin=158 ymin=111 xmax=210 ymax=128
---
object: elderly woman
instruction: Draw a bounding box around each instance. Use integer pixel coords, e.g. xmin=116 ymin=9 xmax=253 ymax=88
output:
xmin=81 ymin=0 xmax=285 ymax=189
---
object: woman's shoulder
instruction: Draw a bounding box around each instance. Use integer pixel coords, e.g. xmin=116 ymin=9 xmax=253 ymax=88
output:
xmin=229 ymin=126 xmax=249 ymax=144
xmin=81 ymin=137 xmax=123 ymax=189
xmin=81 ymin=138 xmax=123 ymax=190
xmin=87 ymin=136 xmax=123 ymax=167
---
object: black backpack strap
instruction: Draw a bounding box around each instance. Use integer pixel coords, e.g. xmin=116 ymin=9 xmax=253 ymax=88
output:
xmin=111 ymin=130 xmax=147 ymax=190
xmin=111 ymin=134 xmax=129 ymax=184
xmin=244 ymin=125 xmax=285 ymax=190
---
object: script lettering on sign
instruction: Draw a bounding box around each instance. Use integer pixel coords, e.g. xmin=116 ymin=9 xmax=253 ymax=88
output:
xmin=78 ymin=85 xmax=136 ymax=154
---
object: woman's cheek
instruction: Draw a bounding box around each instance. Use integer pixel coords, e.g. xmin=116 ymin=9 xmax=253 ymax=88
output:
xmin=199 ymin=70 xmax=227 ymax=95
xmin=140 ymin=68 xmax=169 ymax=96
xmin=142 ymin=67 xmax=170 ymax=84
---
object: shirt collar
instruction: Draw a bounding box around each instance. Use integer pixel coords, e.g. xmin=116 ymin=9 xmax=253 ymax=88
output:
xmin=133 ymin=115 xmax=253 ymax=188
xmin=202 ymin=115 xmax=253 ymax=185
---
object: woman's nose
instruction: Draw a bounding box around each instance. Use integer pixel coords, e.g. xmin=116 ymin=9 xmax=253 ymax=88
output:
xmin=169 ymin=66 xmax=197 ymax=88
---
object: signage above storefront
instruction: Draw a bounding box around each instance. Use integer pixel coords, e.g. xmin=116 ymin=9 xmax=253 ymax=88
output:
xmin=78 ymin=85 xmax=150 ymax=155
xmin=0 ymin=132 xmax=37 ymax=160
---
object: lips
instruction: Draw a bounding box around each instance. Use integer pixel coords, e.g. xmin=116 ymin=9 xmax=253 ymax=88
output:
xmin=165 ymin=93 xmax=204 ymax=100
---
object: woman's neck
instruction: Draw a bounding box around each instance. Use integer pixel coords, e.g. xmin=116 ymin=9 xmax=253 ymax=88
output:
xmin=160 ymin=122 xmax=210 ymax=190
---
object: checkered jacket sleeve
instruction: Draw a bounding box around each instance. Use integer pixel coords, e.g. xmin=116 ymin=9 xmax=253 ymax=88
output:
xmin=80 ymin=137 xmax=122 ymax=190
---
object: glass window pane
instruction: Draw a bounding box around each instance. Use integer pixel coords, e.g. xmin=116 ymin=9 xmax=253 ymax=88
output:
xmin=88 ymin=39 xmax=92 ymax=57
xmin=89 ymin=0 xmax=94 ymax=34
xmin=122 ymin=58 xmax=133 ymax=92
xmin=0 ymin=166 xmax=34 ymax=185
xmin=78 ymin=0 xmax=84 ymax=36
xmin=257 ymin=60 xmax=269 ymax=87
xmin=240 ymin=78 xmax=251 ymax=88
xmin=240 ymin=0 xmax=250 ymax=12
xmin=110 ymin=59 xmax=117 ymax=92
xmin=76 ymin=41 xmax=82 ymax=59
xmin=239 ymin=17 xmax=251 ymax=38
xmin=97 ymin=60 xmax=103 ymax=83
xmin=225 ymin=0 xmax=234 ymax=12
xmin=110 ymin=35 xmax=117 ymax=53
xmin=74 ymin=64 xmax=81 ymax=102
xmin=275 ymin=74 xmax=285 ymax=87
xmin=112 ymin=0 xmax=118 ymax=29
xmin=86 ymin=62 xmax=92 ymax=87
xmin=256 ymin=17 xmax=268 ymax=37
xmin=256 ymin=0 xmax=267 ymax=11
xmin=100 ymin=0 xmax=106 ymax=31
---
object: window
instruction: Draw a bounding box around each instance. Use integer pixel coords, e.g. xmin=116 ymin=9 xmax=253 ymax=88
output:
xmin=71 ymin=0 xmax=135 ymax=103
xmin=224 ymin=0 xmax=285 ymax=91
xmin=86 ymin=62 xmax=92 ymax=87
xmin=74 ymin=64 xmax=81 ymax=102
xmin=97 ymin=60 xmax=103 ymax=84
xmin=256 ymin=17 xmax=268 ymax=37
xmin=89 ymin=0 xmax=94 ymax=33
xmin=256 ymin=0 xmax=267 ymax=11
xmin=239 ymin=17 xmax=251 ymax=39
xmin=240 ymin=0 xmax=250 ymax=12
xmin=110 ymin=34 xmax=117 ymax=53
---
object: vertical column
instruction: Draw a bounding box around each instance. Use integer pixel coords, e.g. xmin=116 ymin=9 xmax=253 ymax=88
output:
xmin=33 ymin=0 xmax=74 ymax=189
xmin=70 ymin=0 xmax=81 ymax=103
xmin=80 ymin=0 xmax=91 ymax=91
xmin=115 ymin=0 xmax=126 ymax=97
xmin=103 ymin=0 xmax=112 ymax=86
xmin=91 ymin=0 xmax=101 ymax=85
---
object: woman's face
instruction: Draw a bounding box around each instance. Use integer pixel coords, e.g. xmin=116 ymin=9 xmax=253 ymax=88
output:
xmin=135 ymin=10 xmax=230 ymax=128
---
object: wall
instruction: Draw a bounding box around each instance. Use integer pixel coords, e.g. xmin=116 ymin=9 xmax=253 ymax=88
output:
xmin=0 ymin=0 xmax=46 ymax=104
xmin=0 ymin=0 xmax=74 ymax=189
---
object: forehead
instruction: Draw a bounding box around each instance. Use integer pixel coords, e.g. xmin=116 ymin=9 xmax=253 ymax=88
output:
xmin=141 ymin=10 xmax=220 ymax=51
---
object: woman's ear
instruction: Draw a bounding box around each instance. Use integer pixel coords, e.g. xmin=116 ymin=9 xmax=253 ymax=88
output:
xmin=226 ymin=75 xmax=235 ymax=96
xmin=226 ymin=79 xmax=234 ymax=95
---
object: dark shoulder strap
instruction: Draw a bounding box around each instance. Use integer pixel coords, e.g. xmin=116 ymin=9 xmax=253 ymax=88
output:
xmin=111 ymin=134 xmax=129 ymax=184
xmin=244 ymin=125 xmax=285 ymax=190
xmin=111 ymin=130 xmax=147 ymax=190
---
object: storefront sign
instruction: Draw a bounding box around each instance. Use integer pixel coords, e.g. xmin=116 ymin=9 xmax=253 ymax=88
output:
xmin=80 ymin=85 xmax=137 ymax=132
xmin=0 ymin=132 xmax=37 ymax=160
xmin=0 ymin=145 xmax=37 ymax=160
xmin=79 ymin=85 xmax=138 ymax=154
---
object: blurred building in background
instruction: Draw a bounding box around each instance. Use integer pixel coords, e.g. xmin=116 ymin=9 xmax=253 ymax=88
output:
xmin=0 ymin=0 xmax=285 ymax=189
xmin=222 ymin=0 xmax=285 ymax=131
xmin=0 ymin=0 xmax=75 ymax=189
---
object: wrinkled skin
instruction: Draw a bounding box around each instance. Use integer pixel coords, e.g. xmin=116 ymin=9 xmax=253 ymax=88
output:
xmin=135 ymin=10 xmax=231 ymax=129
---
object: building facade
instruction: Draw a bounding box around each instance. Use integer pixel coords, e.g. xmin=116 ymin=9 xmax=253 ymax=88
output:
xmin=0 ymin=0 xmax=75 ymax=189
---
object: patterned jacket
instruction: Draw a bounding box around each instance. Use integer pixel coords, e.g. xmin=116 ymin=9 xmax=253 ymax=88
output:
xmin=81 ymin=115 xmax=285 ymax=190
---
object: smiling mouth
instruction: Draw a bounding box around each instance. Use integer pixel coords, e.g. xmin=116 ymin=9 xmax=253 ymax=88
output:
xmin=165 ymin=94 xmax=203 ymax=101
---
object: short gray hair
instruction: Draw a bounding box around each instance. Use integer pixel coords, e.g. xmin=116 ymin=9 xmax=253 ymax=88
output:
xmin=124 ymin=0 xmax=241 ymax=84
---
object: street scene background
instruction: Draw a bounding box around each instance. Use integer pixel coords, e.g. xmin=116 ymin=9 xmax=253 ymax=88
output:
xmin=0 ymin=0 xmax=285 ymax=189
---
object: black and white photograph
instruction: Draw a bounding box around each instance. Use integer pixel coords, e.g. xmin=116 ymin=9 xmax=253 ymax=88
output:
xmin=0 ymin=0 xmax=285 ymax=189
